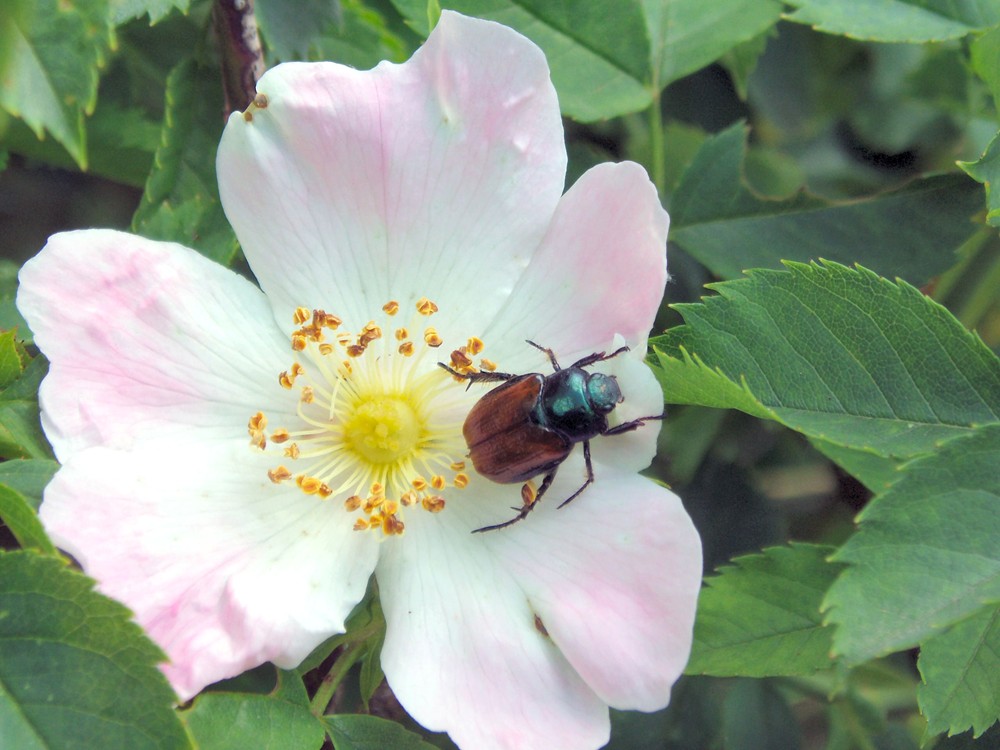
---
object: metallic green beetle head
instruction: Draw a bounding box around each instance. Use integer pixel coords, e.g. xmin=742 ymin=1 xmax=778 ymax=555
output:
xmin=586 ymin=373 xmax=622 ymax=415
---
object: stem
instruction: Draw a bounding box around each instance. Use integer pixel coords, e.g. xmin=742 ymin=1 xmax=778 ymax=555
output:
xmin=309 ymin=639 xmax=368 ymax=715
xmin=649 ymin=89 xmax=666 ymax=197
xmin=956 ymin=243 xmax=1000 ymax=331
xmin=212 ymin=0 xmax=266 ymax=117
xmin=308 ymin=617 xmax=385 ymax=716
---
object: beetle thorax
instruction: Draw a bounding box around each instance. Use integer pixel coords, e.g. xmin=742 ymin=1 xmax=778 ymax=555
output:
xmin=536 ymin=368 xmax=616 ymax=439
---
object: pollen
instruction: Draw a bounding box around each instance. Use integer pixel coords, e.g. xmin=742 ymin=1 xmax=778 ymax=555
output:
xmin=249 ymin=298 xmax=479 ymax=537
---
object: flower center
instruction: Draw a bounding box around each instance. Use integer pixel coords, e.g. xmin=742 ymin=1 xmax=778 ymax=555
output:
xmin=248 ymin=298 xmax=495 ymax=537
xmin=344 ymin=396 xmax=420 ymax=464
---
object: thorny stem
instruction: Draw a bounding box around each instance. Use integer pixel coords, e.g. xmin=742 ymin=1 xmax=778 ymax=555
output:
xmin=212 ymin=0 xmax=266 ymax=117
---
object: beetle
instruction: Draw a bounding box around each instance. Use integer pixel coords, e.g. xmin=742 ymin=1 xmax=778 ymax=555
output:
xmin=439 ymin=340 xmax=663 ymax=533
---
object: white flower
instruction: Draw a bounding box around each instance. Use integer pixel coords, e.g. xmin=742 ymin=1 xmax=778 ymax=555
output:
xmin=17 ymin=12 xmax=701 ymax=750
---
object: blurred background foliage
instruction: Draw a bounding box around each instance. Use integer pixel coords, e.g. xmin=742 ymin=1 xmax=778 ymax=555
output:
xmin=1 ymin=1 xmax=999 ymax=749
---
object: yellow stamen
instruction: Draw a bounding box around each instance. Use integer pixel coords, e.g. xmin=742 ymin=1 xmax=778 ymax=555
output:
xmin=250 ymin=300 xmax=480 ymax=537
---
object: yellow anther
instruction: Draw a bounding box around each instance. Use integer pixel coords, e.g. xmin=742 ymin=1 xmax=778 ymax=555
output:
xmin=291 ymin=333 xmax=307 ymax=352
xmin=400 ymin=491 xmax=417 ymax=506
xmin=424 ymin=328 xmax=443 ymax=347
xmin=315 ymin=310 xmax=341 ymax=329
xmin=347 ymin=344 xmax=366 ymax=357
xmin=248 ymin=412 xmax=268 ymax=449
xmin=301 ymin=386 xmax=315 ymax=404
xmin=283 ymin=443 xmax=300 ymax=459
xmin=278 ymin=371 xmax=295 ymax=389
xmin=395 ymin=327 xmax=409 ymax=341
xmin=412 ymin=477 xmax=427 ymax=491
xmin=297 ymin=475 xmax=323 ymax=495
xmin=416 ymin=297 xmax=439 ymax=315
xmin=354 ymin=518 xmax=371 ymax=531
xmin=454 ymin=473 xmax=469 ymax=488
xmin=382 ymin=515 xmax=405 ymax=535
xmin=382 ymin=300 xmax=400 ymax=316
xmin=480 ymin=358 xmax=497 ymax=372
xmin=521 ymin=481 xmax=538 ymax=507
xmin=467 ymin=337 xmax=485 ymax=355
xmin=450 ymin=461 xmax=466 ymax=471
xmin=422 ymin=496 xmax=445 ymax=513
xmin=450 ymin=349 xmax=473 ymax=370
xmin=271 ymin=428 xmax=290 ymax=443
xmin=370 ymin=482 xmax=384 ymax=498
xmin=293 ymin=307 xmax=311 ymax=325
xmin=398 ymin=341 xmax=415 ymax=356
xmin=344 ymin=495 xmax=362 ymax=511
xmin=319 ymin=343 xmax=334 ymax=355
xmin=431 ymin=475 xmax=446 ymax=490
xmin=317 ymin=483 xmax=333 ymax=498
xmin=268 ymin=466 xmax=291 ymax=483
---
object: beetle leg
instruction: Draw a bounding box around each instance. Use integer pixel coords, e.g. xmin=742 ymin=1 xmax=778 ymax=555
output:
xmin=556 ymin=439 xmax=595 ymax=509
xmin=525 ymin=340 xmax=561 ymax=371
xmin=569 ymin=345 xmax=630 ymax=370
xmin=437 ymin=362 xmax=515 ymax=388
xmin=603 ymin=413 xmax=666 ymax=436
xmin=472 ymin=469 xmax=558 ymax=533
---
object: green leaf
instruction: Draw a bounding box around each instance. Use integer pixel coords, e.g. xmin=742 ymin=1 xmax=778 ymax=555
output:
xmin=0 ymin=0 xmax=114 ymax=168
xmin=720 ymin=30 xmax=772 ymax=100
xmin=654 ymin=262 xmax=1000 ymax=466
xmin=918 ymin=605 xmax=1000 ymax=739
xmin=959 ymin=129 xmax=1000 ymax=229
xmin=0 ymin=261 xmax=29 ymax=344
xmin=256 ymin=0 xmax=343 ymax=61
xmin=132 ymin=59 xmax=239 ymax=265
xmin=310 ymin=0 xmax=411 ymax=69
xmin=670 ymin=123 xmax=983 ymax=285
xmin=391 ymin=1 xmax=781 ymax=121
xmin=824 ymin=423 xmax=1000 ymax=664
xmin=933 ymin=723 xmax=1000 ymax=749
xmin=0 ymin=328 xmax=25 ymax=388
xmin=722 ymin=679 xmax=802 ymax=750
xmin=0 ymin=355 xmax=52 ymax=460
xmin=358 ymin=627 xmax=385 ymax=710
xmin=808 ymin=438 xmax=902 ymax=493
xmin=182 ymin=669 xmax=326 ymax=750
xmin=110 ymin=0 xmax=190 ymax=24
xmin=970 ymin=27 xmax=1000 ymax=112
xmin=687 ymin=544 xmax=841 ymax=677
xmin=643 ymin=0 xmax=781 ymax=88
xmin=391 ymin=0 xmax=652 ymax=121
xmin=0 ymin=550 xmax=189 ymax=750
xmin=0 ymin=484 xmax=55 ymax=553
xmin=322 ymin=714 xmax=439 ymax=750
xmin=783 ymin=0 xmax=1000 ymax=43
xmin=0 ymin=459 xmax=59 ymax=511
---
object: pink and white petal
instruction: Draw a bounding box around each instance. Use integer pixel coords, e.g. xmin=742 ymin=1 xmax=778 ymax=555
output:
xmin=376 ymin=506 xmax=611 ymax=750
xmin=218 ymin=11 xmax=566 ymax=336
xmin=588 ymin=350 xmax=666 ymax=475
xmin=40 ymin=441 xmax=378 ymax=701
xmin=16 ymin=230 xmax=297 ymax=461
xmin=482 ymin=161 xmax=668 ymax=367
xmin=489 ymin=472 xmax=702 ymax=711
